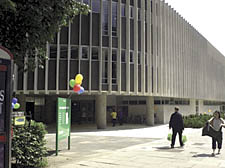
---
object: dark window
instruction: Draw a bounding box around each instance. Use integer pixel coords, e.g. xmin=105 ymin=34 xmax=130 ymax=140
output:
xmin=138 ymin=8 xmax=141 ymax=20
xmin=129 ymin=100 xmax=137 ymax=105
xmin=130 ymin=51 xmax=134 ymax=63
xmin=71 ymin=46 xmax=79 ymax=59
xmin=112 ymin=49 xmax=117 ymax=61
xmin=145 ymin=54 xmax=147 ymax=65
xmin=82 ymin=47 xmax=89 ymax=60
xmin=138 ymin=52 xmax=141 ymax=64
xmin=92 ymin=47 xmax=98 ymax=60
xmin=50 ymin=46 xmax=57 ymax=59
xmin=102 ymin=48 xmax=108 ymax=61
xmin=154 ymin=100 xmax=160 ymax=104
xmin=122 ymin=100 xmax=128 ymax=105
xmin=81 ymin=15 xmax=90 ymax=45
xmin=121 ymin=3 xmax=126 ymax=17
xmin=60 ymin=26 xmax=68 ymax=44
xmin=60 ymin=46 xmax=68 ymax=59
xmin=112 ymin=49 xmax=117 ymax=84
xmin=83 ymin=0 xmax=89 ymax=5
xmin=102 ymin=0 xmax=109 ymax=36
xmin=139 ymin=100 xmax=146 ymax=105
xmin=102 ymin=48 xmax=108 ymax=84
xmin=130 ymin=6 xmax=134 ymax=18
xmin=92 ymin=0 xmax=100 ymax=13
xmin=112 ymin=2 xmax=117 ymax=36
xmin=121 ymin=50 xmax=126 ymax=63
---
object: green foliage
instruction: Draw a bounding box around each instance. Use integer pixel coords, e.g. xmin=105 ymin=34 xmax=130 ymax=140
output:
xmin=12 ymin=120 xmax=48 ymax=168
xmin=183 ymin=114 xmax=212 ymax=128
xmin=0 ymin=0 xmax=90 ymax=71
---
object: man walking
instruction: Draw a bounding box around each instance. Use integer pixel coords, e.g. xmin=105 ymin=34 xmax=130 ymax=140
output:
xmin=169 ymin=106 xmax=184 ymax=148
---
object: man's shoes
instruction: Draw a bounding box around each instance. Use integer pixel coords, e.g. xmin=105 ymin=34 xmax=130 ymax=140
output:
xmin=171 ymin=145 xmax=174 ymax=149
xmin=211 ymin=153 xmax=215 ymax=157
xmin=180 ymin=144 xmax=184 ymax=148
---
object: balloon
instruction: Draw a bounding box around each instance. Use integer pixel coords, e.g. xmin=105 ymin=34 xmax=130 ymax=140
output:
xmin=75 ymin=74 xmax=83 ymax=82
xmin=12 ymin=98 xmax=18 ymax=104
xmin=77 ymin=87 xmax=84 ymax=94
xmin=73 ymin=84 xmax=81 ymax=92
xmin=14 ymin=103 xmax=20 ymax=109
xmin=11 ymin=103 xmax=15 ymax=109
xmin=69 ymin=79 xmax=76 ymax=88
xmin=75 ymin=79 xmax=82 ymax=85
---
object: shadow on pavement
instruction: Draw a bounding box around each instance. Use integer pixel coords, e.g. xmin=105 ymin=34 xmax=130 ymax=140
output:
xmin=192 ymin=153 xmax=214 ymax=157
xmin=46 ymin=150 xmax=59 ymax=157
xmin=153 ymin=146 xmax=184 ymax=152
xmin=45 ymin=123 xmax=165 ymax=134
xmin=154 ymin=146 xmax=171 ymax=150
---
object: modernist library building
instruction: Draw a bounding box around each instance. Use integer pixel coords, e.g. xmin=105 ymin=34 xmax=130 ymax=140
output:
xmin=15 ymin=0 xmax=225 ymax=128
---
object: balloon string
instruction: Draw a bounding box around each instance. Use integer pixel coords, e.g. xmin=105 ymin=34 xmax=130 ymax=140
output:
xmin=68 ymin=92 xmax=73 ymax=99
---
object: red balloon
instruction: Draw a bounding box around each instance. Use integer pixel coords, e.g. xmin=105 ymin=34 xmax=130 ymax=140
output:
xmin=73 ymin=84 xmax=81 ymax=92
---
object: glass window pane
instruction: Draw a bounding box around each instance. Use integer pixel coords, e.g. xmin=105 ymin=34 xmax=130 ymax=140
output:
xmin=82 ymin=47 xmax=89 ymax=59
xmin=71 ymin=46 xmax=79 ymax=59
xmin=138 ymin=52 xmax=141 ymax=64
xmin=145 ymin=53 xmax=148 ymax=65
xmin=92 ymin=47 xmax=99 ymax=60
xmin=92 ymin=0 xmax=100 ymax=13
xmin=138 ymin=8 xmax=141 ymax=20
xmin=102 ymin=48 xmax=108 ymax=61
xmin=60 ymin=46 xmax=68 ymax=58
xmin=50 ymin=46 xmax=57 ymax=59
xmin=121 ymin=50 xmax=126 ymax=63
xmin=121 ymin=3 xmax=126 ymax=17
xmin=130 ymin=6 xmax=134 ymax=18
xmin=112 ymin=49 xmax=117 ymax=61
xmin=130 ymin=51 xmax=134 ymax=63
xmin=102 ymin=0 xmax=108 ymax=36
xmin=83 ymin=0 xmax=89 ymax=5
xmin=112 ymin=62 xmax=117 ymax=79
xmin=112 ymin=2 xmax=117 ymax=37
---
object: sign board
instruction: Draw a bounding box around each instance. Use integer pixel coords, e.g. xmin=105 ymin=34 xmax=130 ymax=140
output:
xmin=56 ymin=97 xmax=71 ymax=155
xmin=14 ymin=116 xmax=25 ymax=126
xmin=0 ymin=46 xmax=13 ymax=168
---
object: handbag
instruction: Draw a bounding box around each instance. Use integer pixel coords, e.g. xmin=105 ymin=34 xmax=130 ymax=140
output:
xmin=167 ymin=132 xmax=187 ymax=143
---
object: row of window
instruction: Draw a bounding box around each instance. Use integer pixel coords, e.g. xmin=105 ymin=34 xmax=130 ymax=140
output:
xmin=122 ymin=99 xmax=190 ymax=105
xmin=204 ymin=101 xmax=223 ymax=106
xmin=49 ymin=45 xmax=147 ymax=65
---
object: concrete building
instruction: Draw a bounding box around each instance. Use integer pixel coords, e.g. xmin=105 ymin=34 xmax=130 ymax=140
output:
xmin=14 ymin=0 xmax=225 ymax=128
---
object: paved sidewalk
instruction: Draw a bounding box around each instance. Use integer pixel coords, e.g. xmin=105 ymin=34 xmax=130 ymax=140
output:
xmin=46 ymin=124 xmax=225 ymax=168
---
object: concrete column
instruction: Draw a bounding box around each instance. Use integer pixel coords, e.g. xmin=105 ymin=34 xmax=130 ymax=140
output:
xmin=95 ymin=93 xmax=107 ymax=129
xmin=146 ymin=96 xmax=154 ymax=126
xmin=45 ymin=96 xmax=56 ymax=124
xmin=189 ymin=99 xmax=196 ymax=115
xmin=198 ymin=100 xmax=204 ymax=114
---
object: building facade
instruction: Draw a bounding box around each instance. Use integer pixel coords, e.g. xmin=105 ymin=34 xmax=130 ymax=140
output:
xmin=14 ymin=0 xmax=225 ymax=128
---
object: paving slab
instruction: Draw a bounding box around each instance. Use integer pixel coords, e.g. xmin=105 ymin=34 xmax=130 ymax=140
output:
xmin=46 ymin=124 xmax=225 ymax=168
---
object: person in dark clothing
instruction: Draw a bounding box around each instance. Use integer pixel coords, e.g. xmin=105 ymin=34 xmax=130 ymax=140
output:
xmin=169 ymin=106 xmax=184 ymax=148
xmin=118 ymin=109 xmax=123 ymax=125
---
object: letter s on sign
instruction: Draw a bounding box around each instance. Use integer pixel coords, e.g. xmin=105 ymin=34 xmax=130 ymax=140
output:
xmin=0 ymin=90 xmax=4 ymax=102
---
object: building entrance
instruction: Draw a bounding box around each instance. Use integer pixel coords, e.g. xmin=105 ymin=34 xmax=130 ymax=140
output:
xmin=71 ymin=100 xmax=95 ymax=124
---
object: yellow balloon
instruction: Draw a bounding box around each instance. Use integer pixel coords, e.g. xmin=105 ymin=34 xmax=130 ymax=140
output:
xmin=75 ymin=74 xmax=83 ymax=82
xmin=75 ymin=79 xmax=82 ymax=85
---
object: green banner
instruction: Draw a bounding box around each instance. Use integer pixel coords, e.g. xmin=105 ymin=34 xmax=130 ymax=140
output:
xmin=56 ymin=97 xmax=71 ymax=155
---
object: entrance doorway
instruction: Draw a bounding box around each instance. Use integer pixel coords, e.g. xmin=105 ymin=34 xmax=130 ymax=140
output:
xmin=71 ymin=100 xmax=95 ymax=124
xmin=26 ymin=102 xmax=34 ymax=120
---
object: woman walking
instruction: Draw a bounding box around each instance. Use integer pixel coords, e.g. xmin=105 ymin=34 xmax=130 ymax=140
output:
xmin=208 ymin=111 xmax=225 ymax=156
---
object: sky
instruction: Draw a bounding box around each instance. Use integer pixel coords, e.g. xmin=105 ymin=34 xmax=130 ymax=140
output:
xmin=164 ymin=0 xmax=225 ymax=56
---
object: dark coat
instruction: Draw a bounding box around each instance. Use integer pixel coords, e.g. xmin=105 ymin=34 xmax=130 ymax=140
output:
xmin=169 ymin=112 xmax=184 ymax=131
xmin=202 ymin=123 xmax=222 ymax=143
